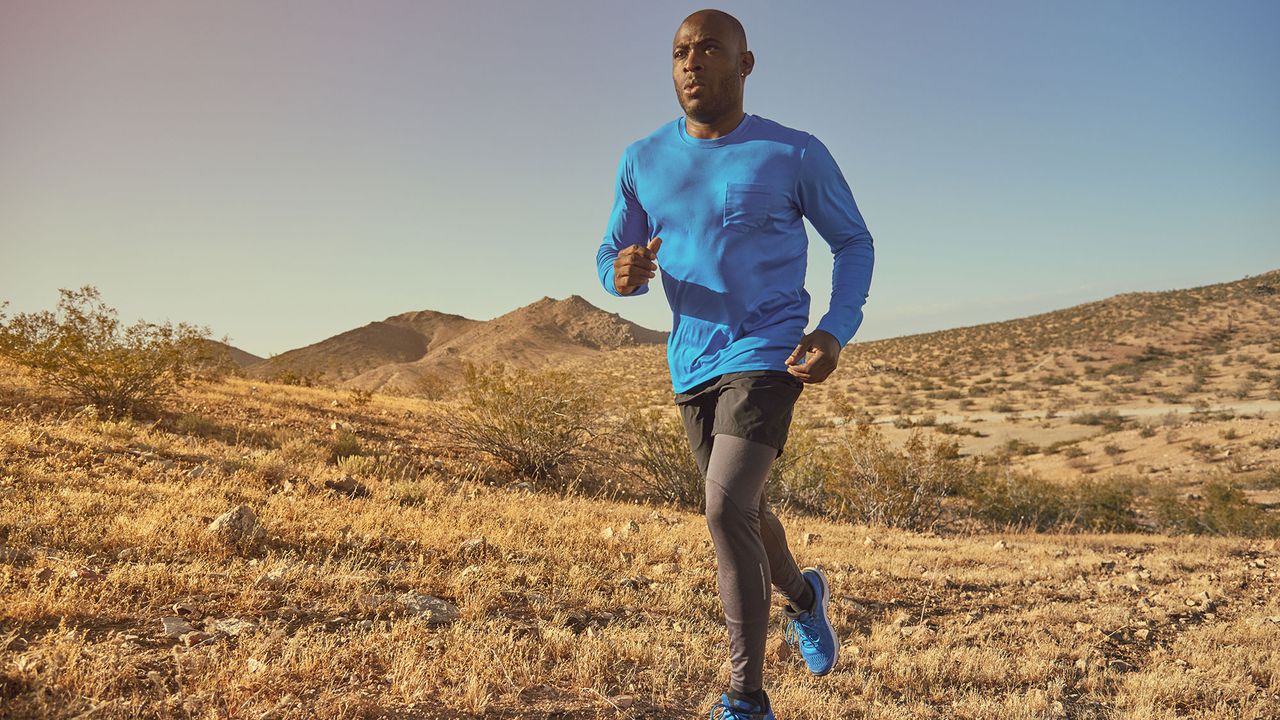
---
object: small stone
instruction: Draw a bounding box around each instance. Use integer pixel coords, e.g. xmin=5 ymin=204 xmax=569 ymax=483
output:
xmin=901 ymin=624 xmax=934 ymax=638
xmin=803 ymin=532 xmax=820 ymax=546
xmin=1134 ymin=628 xmax=1150 ymax=641
xmin=600 ymin=526 xmax=615 ymax=540
xmin=206 ymin=505 xmax=266 ymax=546
xmin=246 ymin=658 xmax=267 ymax=673
xmin=993 ymin=540 xmax=1009 ymax=550
xmin=188 ymin=465 xmax=207 ymax=479
xmin=459 ymin=537 xmax=488 ymax=560
xmin=254 ymin=572 xmax=285 ymax=590
xmin=324 ymin=475 xmax=369 ymax=498
xmin=69 ymin=566 xmax=104 ymax=582
xmin=610 ymin=695 xmax=636 ymax=710
xmin=211 ymin=617 xmax=258 ymax=637
xmin=161 ymin=616 xmax=196 ymax=638
xmin=622 ymin=520 xmax=640 ymax=536
xmin=840 ymin=598 xmax=869 ymax=614
xmin=180 ymin=631 xmax=213 ymax=647
xmin=395 ymin=591 xmax=460 ymax=626
xmin=172 ymin=601 xmax=197 ymax=616
xmin=863 ymin=536 xmax=877 ymax=547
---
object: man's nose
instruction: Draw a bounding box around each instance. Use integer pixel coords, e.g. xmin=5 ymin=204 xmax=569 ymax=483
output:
xmin=682 ymin=51 xmax=703 ymax=73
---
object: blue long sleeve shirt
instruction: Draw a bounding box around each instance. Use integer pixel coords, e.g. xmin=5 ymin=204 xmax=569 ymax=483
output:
xmin=596 ymin=113 xmax=874 ymax=394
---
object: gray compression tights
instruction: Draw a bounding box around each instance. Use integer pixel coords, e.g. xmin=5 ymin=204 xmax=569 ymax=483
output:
xmin=703 ymin=433 xmax=813 ymax=694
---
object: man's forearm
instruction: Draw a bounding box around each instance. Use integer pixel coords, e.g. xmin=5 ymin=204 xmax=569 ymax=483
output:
xmin=814 ymin=232 xmax=874 ymax=347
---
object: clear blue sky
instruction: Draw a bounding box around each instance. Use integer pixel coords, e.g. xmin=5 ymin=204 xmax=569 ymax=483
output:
xmin=2 ymin=1 xmax=1277 ymax=358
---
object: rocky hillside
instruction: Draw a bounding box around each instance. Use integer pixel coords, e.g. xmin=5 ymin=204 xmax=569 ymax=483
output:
xmin=242 ymin=296 xmax=667 ymax=393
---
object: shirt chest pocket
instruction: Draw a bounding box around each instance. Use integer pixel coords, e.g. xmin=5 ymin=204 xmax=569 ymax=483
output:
xmin=723 ymin=182 xmax=783 ymax=233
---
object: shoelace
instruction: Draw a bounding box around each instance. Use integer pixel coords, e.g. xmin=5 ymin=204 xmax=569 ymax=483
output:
xmin=783 ymin=612 xmax=822 ymax=654
xmin=709 ymin=698 xmax=760 ymax=720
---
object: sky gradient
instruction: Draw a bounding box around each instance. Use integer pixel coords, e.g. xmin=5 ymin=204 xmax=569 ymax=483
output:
xmin=2 ymin=1 xmax=1277 ymax=358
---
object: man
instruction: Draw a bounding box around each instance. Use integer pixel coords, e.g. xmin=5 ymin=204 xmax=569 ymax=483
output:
xmin=594 ymin=9 xmax=874 ymax=719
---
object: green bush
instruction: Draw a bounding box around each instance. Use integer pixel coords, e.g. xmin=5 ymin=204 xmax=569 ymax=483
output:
xmin=440 ymin=360 xmax=606 ymax=488
xmin=959 ymin=469 xmax=1140 ymax=532
xmin=622 ymin=407 xmax=704 ymax=511
xmin=823 ymin=425 xmax=971 ymax=531
xmin=1151 ymin=481 xmax=1280 ymax=537
xmin=328 ymin=429 xmax=364 ymax=464
xmin=767 ymin=421 xmax=835 ymax=517
xmin=1070 ymin=409 xmax=1126 ymax=432
xmin=0 ymin=286 xmax=217 ymax=418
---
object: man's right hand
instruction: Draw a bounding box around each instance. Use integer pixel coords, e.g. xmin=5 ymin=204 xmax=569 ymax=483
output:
xmin=613 ymin=237 xmax=662 ymax=295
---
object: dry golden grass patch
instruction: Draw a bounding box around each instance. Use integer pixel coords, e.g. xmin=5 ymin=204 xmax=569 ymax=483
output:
xmin=1 ymin=368 xmax=1278 ymax=718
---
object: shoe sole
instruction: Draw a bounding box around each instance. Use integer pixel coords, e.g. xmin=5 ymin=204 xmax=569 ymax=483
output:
xmin=803 ymin=566 xmax=839 ymax=676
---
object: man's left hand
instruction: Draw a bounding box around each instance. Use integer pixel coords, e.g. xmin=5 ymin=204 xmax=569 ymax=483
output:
xmin=785 ymin=330 xmax=842 ymax=383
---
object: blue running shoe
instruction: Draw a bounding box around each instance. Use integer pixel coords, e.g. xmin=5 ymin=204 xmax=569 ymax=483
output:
xmin=782 ymin=567 xmax=839 ymax=675
xmin=709 ymin=690 xmax=775 ymax=719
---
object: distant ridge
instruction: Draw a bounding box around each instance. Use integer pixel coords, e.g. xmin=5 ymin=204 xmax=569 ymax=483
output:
xmin=245 ymin=295 xmax=667 ymax=392
xmin=246 ymin=309 xmax=480 ymax=383
xmin=840 ymin=268 xmax=1280 ymax=376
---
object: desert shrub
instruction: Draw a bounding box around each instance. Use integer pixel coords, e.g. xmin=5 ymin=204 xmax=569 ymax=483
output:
xmin=767 ymin=421 xmax=834 ymax=517
xmin=959 ymin=469 xmax=1140 ymax=532
xmin=1246 ymin=469 xmax=1280 ymax=491
xmin=0 ymin=286 xmax=215 ymax=418
xmin=1252 ymin=436 xmax=1280 ymax=451
xmin=935 ymin=422 xmax=984 ymax=438
xmin=328 ymin=429 xmax=364 ymax=464
xmin=439 ymin=360 xmax=606 ymax=487
xmin=270 ymin=369 xmax=319 ymax=387
xmin=336 ymin=453 xmax=429 ymax=483
xmin=623 ymin=407 xmax=704 ymax=511
xmin=822 ymin=425 xmax=971 ymax=531
xmin=1151 ymin=481 xmax=1280 ymax=537
xmin=1070 ymin=409 xmax=1126 ymax=432
xmin=999 ymin=438 xmax=1040 ymax=457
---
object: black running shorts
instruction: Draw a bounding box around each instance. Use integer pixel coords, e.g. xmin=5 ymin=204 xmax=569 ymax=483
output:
xmin=674 ymin=369 xmax=805 ymax=473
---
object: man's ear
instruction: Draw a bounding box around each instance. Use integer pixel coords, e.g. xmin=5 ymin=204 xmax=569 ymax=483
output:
xmin=740 ymin=50 xmax=754 ymax=78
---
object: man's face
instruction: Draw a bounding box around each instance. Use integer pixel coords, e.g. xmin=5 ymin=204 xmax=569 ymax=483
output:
xmin=671 ymin=16 xmax=748 ymax=123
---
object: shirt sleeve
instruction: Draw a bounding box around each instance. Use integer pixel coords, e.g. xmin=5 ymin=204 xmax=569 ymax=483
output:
xmin=596 ymin=147 xmax=651 ymax=297
xmin=795 ymin=134 xmax=875 ymax=347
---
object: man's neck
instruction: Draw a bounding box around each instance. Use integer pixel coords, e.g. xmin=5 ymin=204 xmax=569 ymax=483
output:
xmin=684 ymin=109 xmax=747 ymax=140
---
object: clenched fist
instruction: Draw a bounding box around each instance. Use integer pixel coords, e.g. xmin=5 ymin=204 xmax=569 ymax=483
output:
xmin=785 ymin=329 xmax=842 ymax=383
xmin=614 ymin=237 xmax=662 ymax=295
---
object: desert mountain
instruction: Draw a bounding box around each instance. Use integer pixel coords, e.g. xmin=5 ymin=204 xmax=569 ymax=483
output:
xmin=245 ymin=295 xmax=667 ymax=391
xmin=244 ymin=309 xmax=481 ymax=383
xmin=195 ymin=339 xmax=264 ymax=370
xmin=345 ymin=295 xmax=669 ymax=392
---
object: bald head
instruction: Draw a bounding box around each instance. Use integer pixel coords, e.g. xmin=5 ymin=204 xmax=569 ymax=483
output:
xmin=677 ymin=9 xmax=747 ymax=53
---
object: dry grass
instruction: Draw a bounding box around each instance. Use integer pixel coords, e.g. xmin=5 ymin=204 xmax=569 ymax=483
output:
xmin=2 ymin=365 xmax=1278 ymax=719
